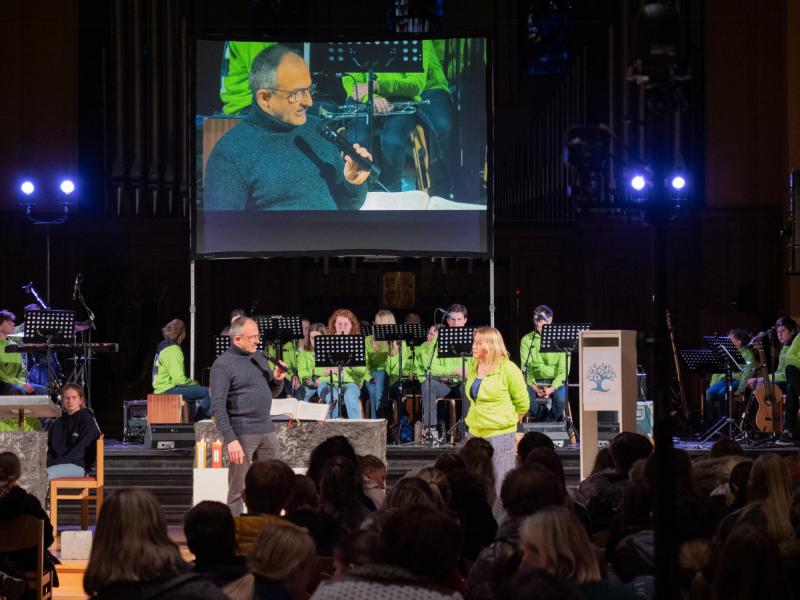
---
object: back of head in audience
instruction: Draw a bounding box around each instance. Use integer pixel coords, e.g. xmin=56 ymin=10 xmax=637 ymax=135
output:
xmin=709 ymin=438 xmax=744 ymax=459
xmin=644 ymin=448 xmax=694 ymax=492
xmin=728 ymin=459 xmax=753 ymax=506
xmin=619 ymin=478 xmax=652 ymax=530
xmin=713 ymin=526 xmax=787 ymax=600
xmin=380 ymin=506 xmax=463 ymax=583
xmin=523 ymin=447 xmax=567 ymax=495
xmin=319 ymin=456 xmax=364 ymax=530
xmin=678 ymin=539 xmax=713 ymax=600
xmin=517 ymin=431 xmax=555 ymax=466
xmin=590 ymin=447 xmax=614 ymax=474
xmin=286 ymin=474 xmax=318 ymax=513
xmin=84 ymin=488 xmax=185 ymax=594
xmin=501 ymin=466 xmax=565 ymax=519
xmin=333 ymin=530 xmax=380 ymax=577
xmin=519 ymin=506 xmax=601 ymax=584
xmin=184 ymin=501 xmax=236 ymax=564
xmin=494 ymin=568 xmax=582 ymax=600
xmin=0 ymin=452 xmax=21 ymax=496
xmin=307 ymin=435 xmax=358 ymax=487
xmin=243 ymin=459 xmax=295 ymax=515
xmin=433 ymin=452 xmax=467 ymax=474
xmin=610 ymin=432 xmax=653 ymax=474
xmin=746 ymin=454 xmax=793 ymax=543
xmin=412 ymin=467 xmax=451 ymax=509
xmin=459 ymin=437 xmax=496 ymax=485
xmin=384 ymin=476 xmax=437 ymax=511
xmin=249 ymin=522 xmax=316 ymax=596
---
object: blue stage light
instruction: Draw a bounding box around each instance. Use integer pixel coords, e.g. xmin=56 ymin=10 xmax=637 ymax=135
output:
xmin=20 ymin=181 xmax=35 ymax=195
xmin=670 ymin=175 xmax=686 ymax=190
xmin=59 ymin=179 xmax=76 ymax=195
xmin=630 ymin=175 xmax=647 ymax=191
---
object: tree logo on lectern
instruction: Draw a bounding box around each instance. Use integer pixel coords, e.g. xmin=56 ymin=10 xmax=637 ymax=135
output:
xmin=587 ymin=363 xmax=617 ymax=392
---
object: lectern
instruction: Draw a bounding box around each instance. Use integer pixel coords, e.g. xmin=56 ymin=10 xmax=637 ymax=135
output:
xmin=578 ymin=330 xmax=638 ymax=479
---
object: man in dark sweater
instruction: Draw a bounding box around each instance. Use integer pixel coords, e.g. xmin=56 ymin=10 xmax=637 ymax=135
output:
xmin=203 ymin=44 xmax=373 ymax=211
xmin=210 ymin=317 xmax=285 ymax=516
xmin=47 ymin=383 xmax=102 ymax=479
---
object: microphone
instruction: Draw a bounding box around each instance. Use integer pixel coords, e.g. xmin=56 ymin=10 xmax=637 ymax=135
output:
xmin=73 ymin=274 xmax=83 ymax=301
xmin=316 ymin=122 xmax=381 ymax=177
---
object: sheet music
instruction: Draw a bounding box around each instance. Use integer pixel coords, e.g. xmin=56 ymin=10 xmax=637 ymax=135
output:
xmin=270 ymin=398 xmax=329 ymax=421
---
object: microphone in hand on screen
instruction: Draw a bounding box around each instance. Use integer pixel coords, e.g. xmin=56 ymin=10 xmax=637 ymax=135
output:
xmin=316 ymin=122 xmax=381 ymax=178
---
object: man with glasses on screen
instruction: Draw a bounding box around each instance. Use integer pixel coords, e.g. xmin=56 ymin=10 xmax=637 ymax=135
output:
xmin=204 ymin=44 xmax=373 ymax=211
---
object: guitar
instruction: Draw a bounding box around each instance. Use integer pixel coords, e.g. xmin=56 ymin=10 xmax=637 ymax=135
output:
xmin=751 ymin=334 xmax=783 ymax=433
xmin=666 ymin=310 xmax=690 ymax=422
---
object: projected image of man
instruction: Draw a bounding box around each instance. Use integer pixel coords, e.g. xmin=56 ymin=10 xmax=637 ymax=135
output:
xmin=204 ymin=45 xmax=373 ymax=211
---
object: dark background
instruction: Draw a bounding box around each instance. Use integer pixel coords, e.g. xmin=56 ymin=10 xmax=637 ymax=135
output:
xmin=0 ymin=0 xmax=797 ymax=434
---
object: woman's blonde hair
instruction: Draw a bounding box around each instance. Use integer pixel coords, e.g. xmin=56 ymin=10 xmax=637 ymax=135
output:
xmin=308 ymin=322 xmax=327 ymax=350
xmin=744 ymin=454 xmax=794 ymax=543
xmin=327 ymin=309 xmax=360 ymax=335
xmin=371 ymin=309 xmax=399 ymax=355
xmin=520 ymin=506 xmax=601 ymax=584
xmin=248 ymin=521 xmax=316 ymax=580
xmin=161 ymin=319 xmax=186 ymax=342
xmin=473 ymin=326 xmax=509 ymax=369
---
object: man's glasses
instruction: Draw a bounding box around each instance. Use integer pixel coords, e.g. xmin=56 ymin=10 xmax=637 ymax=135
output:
xmin=237 ymin=334 xmax=260 ymax=341
xmin=268 ymin=84 xmax=316 ymax=104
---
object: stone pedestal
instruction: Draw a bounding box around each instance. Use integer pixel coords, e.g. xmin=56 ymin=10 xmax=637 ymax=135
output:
xmin=0 ymin=431 xmax=48 ymax=505
xmin=194 ymin=418 xmax=387 ymax=468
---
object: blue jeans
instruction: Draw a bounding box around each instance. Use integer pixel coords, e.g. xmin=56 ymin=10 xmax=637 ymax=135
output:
xmin=163 ymin=385 xmax=211 ymax=421
xmin=293 ymin=385 xmax=319 ymax=402
xmin=47 ymin=463 xmax=85 ymax=479
xmin=365 ymin=371 xmax=389 ymax=418
xmin=318 ymin=382 xmax=362 ymax=419
xmin=704 ymin=379 xmax=738 ymax=424
xmin=528 ymin=385 xmax=567 ymax=421
xmin=418 ymin=89 xmax=457 ymax=196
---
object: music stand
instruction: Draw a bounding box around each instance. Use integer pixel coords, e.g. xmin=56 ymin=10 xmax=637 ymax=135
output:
xmin=23 ymin=309 xmax=75 ymax=399
xmin=360 ymin=323 xmax=373 ymax=337
xmin=318 ymin=41 xmax=423 ymax=156
xmin=703 ymin=336 xmax=745 ymax=368
xmin=680 ymin=349 xmax=743 ymax=442
xmin=314 ymin=335 xmax=366 ymax=418
xmin=256 ymin=315 xmax=304 ymax=362
xmin=539 ymin=323 xmax=592 ymax=442
xmin=213 ymin=335 xmax=230 ymax=359
xmin=436 ymin=326 xmax=476 ymax=441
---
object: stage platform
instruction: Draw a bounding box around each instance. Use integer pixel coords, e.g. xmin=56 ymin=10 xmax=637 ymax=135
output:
xmin=46 ymin=437 xmax=796 ymax=528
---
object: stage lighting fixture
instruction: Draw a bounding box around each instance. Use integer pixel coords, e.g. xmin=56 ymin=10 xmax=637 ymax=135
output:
xmin=627 ymin=173 xmax=650 ymax=202
xmin=670 ymin=175 xmax=686 ymax=190
xmin=20 ymin=181 xmax=35 ymax=196
xmin=59 ymin=179 xmax=76 ymax=195
xmin=630 ymin=175 xmax=647 ymax=191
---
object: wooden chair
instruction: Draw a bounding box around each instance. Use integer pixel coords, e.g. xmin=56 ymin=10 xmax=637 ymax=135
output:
xmin=409 ymin=124 xmax=431 ymax=192
xmin=49 ymin=435 xmax=104 ymax=535
xmin=0 ymin=514 xmax=53 ymax=599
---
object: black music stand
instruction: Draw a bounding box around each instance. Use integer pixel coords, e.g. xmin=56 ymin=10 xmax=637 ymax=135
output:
xmin=23 ymin=309 xmax=75 ymax=399
xmin=360 ymin=323 xmax=374 ymax=337
xmin=314 ymin=335 xmax=366 ymax=418
xmin=680 ymin=348 xmax=743 ymax=442
xmin=539 ymin=323 xmax=591 ymax=442
xmin=256 ymin=315 xmax=304 ymax=364
xmin=213 ymin=335 xmax=231 ymax=359
xmin=436 ymin=326 xmax=476 ymax=441
xmin=318 ymin=41 xmax=423 ymax=156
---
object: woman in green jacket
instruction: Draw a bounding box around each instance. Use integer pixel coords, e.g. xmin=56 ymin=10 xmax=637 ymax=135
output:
xmin=465 ymin=327 xmax=530 ymax=496
xmin=152 ymin=319 xmax=210 ymax=421
xmin=293 ymin=322 xmax=327 ymax=402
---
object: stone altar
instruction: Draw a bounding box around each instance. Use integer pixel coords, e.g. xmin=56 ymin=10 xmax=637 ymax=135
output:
xmin=194 ymin=419 xmax=387 ymax=469
xmin=0 ymin=431 xmax=48 ymax=506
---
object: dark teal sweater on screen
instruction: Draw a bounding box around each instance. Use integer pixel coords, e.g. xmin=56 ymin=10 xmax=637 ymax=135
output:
xmin=203 ymin=107 xmax=368 ymax=211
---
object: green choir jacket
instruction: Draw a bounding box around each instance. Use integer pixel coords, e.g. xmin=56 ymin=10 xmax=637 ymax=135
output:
xmin=465 ymin=358 xmax=530 ymax=438
xmin=519 ymin=331 xmax=568 ymax=389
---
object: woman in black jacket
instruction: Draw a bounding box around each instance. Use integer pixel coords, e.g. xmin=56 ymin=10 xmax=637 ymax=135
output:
xmin=47 ymin=383 xmax=101 ymax=479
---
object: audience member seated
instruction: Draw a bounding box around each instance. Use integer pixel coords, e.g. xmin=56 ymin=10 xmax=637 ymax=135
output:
xmin=716 ymin=454 xmax=794 ymax=545
xmin=332 ymin=530 xmax=380 ymax=577
xmin=412 ymin=467 xmax=453 ymax=512
xmin=286 ymin=474 xmax=318 ymax=515
xmin=152 ymin=318 xmax=211 ymax=421
xmin=590 ymin=447 xmax=615 ymax=475
xmin=359 ymin=455 xmax=386 ymax=510
xmin=235 ymin=460 xmax=295 ymax=555
xmin=183 ymin=500 xmax=247 ymax=587
xmin=0 ymin=452 xmax=58 ymax=586
xmin=312 ymin=506 xmax=464 ymax=600
xmin=83 ymin=488 xmax=226 ymax=599
xmin=712 ymin=526 xmax=789 ymax=599
xmin=433 ymin=452 xmax=468 ymax=474
xmin=524 ymin=447 xmax=591 ymax=533
xmin=722 ymin=459 xmax=753 ymax=514
xmin=677 ymin=539 xmax=713 ymax=600
xmin=443 ymin=467 xmax=498 ymax=564
xmin=519 ymin=506 xmax=638 ymax=600
xmin=516 ymin=431 xmax=555 ymax=466
xmin=360 ymin=477 xmax=438 ymax=533
xmin=607 ymin=479 xmax=655 ymax=588
xmin=692 ymin=439 xmax=746 ymax=499
xmin=493 ymin=567 xmax=582 ymax=600
xmin=225 ymin=522 xmax=316 ymax=600
xmin=46 ymin=383 xmax=101 ymax=479
xmin=459 ymin=438 xmax=496 ymax=503
xmin=576 ymin=432 xmax=653 ymax=533
xmin=467 ymin=465 xmax=565 ymax=600
xmin=305 ymin=436 xmax=376 ymax=513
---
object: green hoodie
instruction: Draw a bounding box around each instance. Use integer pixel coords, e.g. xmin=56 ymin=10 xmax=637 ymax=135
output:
xmin=465 ymin=358 xmax=530 ymax=438
xmin=220 ymin=41 xmax=275 ymax=115
xmin=414 ymin=339 xmax=468 ymax=380
xmin=708 ymin=347 xmax=756 ymax=388
xmin=519 ymin=331 xmax=568 ymax=389
xmin=152 ymin=343 xmax=198 ymax=394
xmin=0 ymin=338 xmax=25 ymax=387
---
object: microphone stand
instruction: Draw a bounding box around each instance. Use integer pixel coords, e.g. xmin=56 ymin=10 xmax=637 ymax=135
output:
xmin=75 ymin=280 xmax=97 ymax=407
xmin=422 ymin=310 xmax=450 ymax=445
